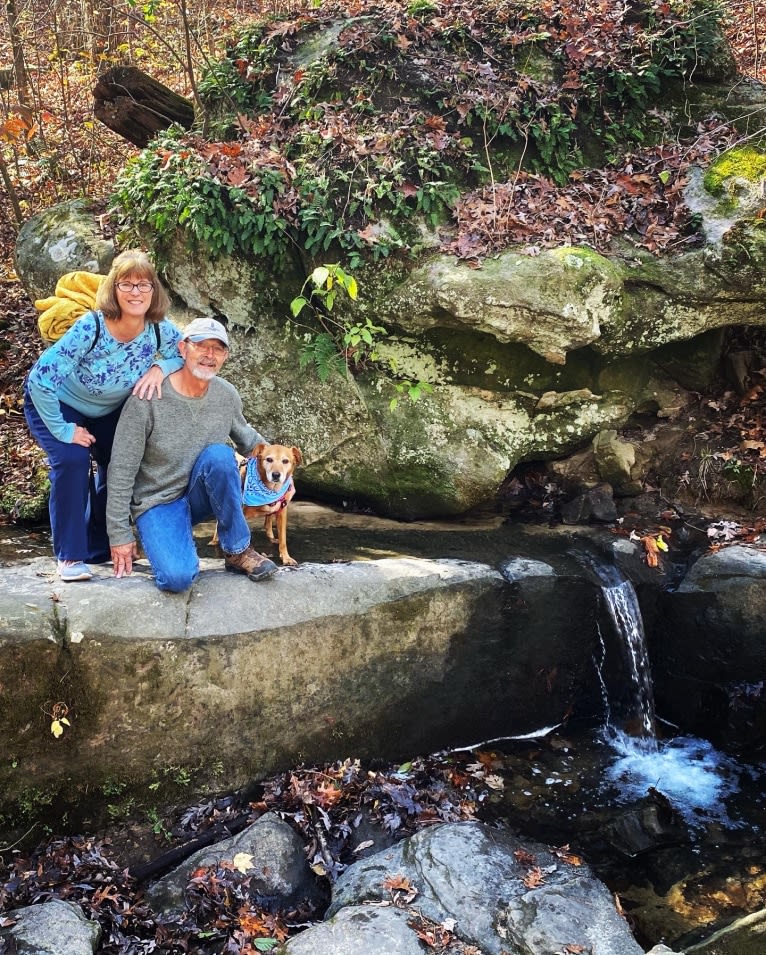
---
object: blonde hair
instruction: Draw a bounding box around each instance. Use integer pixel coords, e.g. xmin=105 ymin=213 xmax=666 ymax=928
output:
xmin=95 ymin=249 xmax=170 ymax=323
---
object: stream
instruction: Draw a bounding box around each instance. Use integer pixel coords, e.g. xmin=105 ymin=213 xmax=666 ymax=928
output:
xmin=2 ymin=510 xmax=765 ymax=952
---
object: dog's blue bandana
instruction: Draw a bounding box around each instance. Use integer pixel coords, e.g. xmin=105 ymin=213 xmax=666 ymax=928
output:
xmin=243 ymin=458 xmax=294 ymax=508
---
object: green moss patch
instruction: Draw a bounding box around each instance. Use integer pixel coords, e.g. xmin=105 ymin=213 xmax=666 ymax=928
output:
xmin=703 ymin=146 xmax=766 ymax=197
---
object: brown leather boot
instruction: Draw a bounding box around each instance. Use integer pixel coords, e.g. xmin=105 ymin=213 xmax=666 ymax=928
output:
xmin=224 ymin=546 xmax=277 ymax=581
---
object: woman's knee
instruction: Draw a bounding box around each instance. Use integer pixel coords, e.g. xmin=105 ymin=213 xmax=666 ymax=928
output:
xmin=50 ymin=442 xmax=91 ymax=473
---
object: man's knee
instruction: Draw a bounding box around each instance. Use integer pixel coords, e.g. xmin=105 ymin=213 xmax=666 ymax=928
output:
xmin=198 ymin=443 xmax=236 ymax=471
xmin=155 ymin=567 xmax=198 ymax=593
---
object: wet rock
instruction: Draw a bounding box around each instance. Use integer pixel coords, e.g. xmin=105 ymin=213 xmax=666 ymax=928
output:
xmin=327 ymin=820 xmax=644 ymax=955
xmin=146 ymin=813 xmax=316 ymax=916
xmin=653 ymin=545 xmax=766 ymax=747
xmin=284 ymin=904 xmax=426 ymax=955
xmin=561 ymin=483 xmax=618 ymax=524
xmin=0 ymin=898 xmax=101 ymax=954
xmin=603 ymin=791 xmax=689 ymax=858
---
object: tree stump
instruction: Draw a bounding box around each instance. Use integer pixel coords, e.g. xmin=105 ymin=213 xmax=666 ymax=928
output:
xmin=93 ymin=65 xmax=195 ymax=147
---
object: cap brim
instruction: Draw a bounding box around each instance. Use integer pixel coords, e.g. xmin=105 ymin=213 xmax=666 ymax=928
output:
xmin=186 ymin=334 xmax=229 ymax=345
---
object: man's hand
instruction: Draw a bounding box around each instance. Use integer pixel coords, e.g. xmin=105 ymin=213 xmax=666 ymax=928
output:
xmin=111 ymin=542 xmax=138 ymax=578
xmin=133 ymin=364 xmax=165 ymax=400
xmin=71 ymin=424 xmax=95 ymax=447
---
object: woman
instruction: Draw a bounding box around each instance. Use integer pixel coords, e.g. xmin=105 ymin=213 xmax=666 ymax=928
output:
xmin=24 ymin=249 xmax=184 ymax=582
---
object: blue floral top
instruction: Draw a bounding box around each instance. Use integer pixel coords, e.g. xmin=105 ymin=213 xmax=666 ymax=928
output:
xmin=27 ymin=310 xmax=183 ymax=443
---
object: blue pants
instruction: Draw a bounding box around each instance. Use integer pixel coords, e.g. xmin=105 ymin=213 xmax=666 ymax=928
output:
xmin=23 ymin=384 xmax=122 ymax=563
xmin=135 ymin=444 xmax=251 ymax=593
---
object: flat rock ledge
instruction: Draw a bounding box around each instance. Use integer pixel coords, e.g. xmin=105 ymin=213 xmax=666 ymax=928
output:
xmin=8 ymin=554 xmax=597 ymax=827
xmin=0 ymin=553 xmax=501 ymax=641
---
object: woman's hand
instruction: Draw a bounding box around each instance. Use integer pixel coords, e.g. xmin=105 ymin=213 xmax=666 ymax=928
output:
xmin=133 ymin=364 xmax=165 ymax=400
xmin=111 ymin=542 xmax=138 ymax=578
xmin=71 ymin=425 xmax=96 ymax=447
xmin=261 ymin=482 xmax=296 ymax=514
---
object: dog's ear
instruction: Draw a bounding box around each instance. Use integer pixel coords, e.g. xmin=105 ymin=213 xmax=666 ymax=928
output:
xmin=292 ymin=446 xmax=303 ymax=467
xmin=253 ymin=443 xmax=266 ymax=458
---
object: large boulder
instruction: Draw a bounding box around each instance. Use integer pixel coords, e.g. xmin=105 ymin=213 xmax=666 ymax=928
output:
xmin=0 ymin=898 xmax=101 ymax=955
xmin=14 ymin=183 xmax=766 ymax=521
xmin=14 ymin=199 xmax=114 ymax=301
xmin=0 ymin=548 xmax=601 ymax=841
xmin=146 ymin=812 xmax=316 ymax=915
xmin=325 ymin=821 xmax=644 ymax=955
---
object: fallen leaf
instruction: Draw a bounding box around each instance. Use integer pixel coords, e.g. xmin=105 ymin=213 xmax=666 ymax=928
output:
xmin=232 ymin=852 xmax=254 ymax=873
xmin=522 ymin=866 xmax=546 ymax=888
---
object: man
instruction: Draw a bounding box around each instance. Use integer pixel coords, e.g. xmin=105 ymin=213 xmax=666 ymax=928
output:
xmin=107 ymin=317 xmax=280 ymax=591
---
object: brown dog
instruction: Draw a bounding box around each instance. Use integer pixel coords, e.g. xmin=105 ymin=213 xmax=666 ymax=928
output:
xmin=212 ymin=443 xmax=302 ymax=565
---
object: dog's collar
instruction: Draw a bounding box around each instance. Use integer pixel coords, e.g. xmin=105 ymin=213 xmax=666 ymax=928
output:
xmin=243 ymin=459 xmax=293 ymax=507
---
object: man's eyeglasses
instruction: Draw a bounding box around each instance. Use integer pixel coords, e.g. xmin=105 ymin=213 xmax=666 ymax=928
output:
xmin=116 ymin=281 xmax=154 ymax=294
xmin=186 ymin=339 xmax=228 ymax=357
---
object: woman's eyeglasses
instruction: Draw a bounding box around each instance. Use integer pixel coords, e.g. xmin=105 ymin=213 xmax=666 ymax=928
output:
xmin=116 ymin=281 xmax=154 ymax=294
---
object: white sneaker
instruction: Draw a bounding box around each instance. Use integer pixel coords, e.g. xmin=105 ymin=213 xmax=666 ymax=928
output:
xmin=57 ymin=560 xmax=93 ymax=582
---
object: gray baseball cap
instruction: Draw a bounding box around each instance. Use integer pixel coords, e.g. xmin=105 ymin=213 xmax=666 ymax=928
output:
xmin=181 ymin=317 xmax=229 ymax=346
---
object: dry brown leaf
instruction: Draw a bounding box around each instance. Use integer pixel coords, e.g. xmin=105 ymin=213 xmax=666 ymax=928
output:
xmin=522 ymin=866 xmax=546 ymax=888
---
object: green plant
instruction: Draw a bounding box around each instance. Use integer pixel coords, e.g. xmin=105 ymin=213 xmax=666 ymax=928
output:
xmin=112 ymin=128 xmax=294 ymax=269
xmin=390 ymin=378 xmax=434 ymax=411
xmin=101 ymin=778 xmax=127 ymax=798
xmin=290 ymin=264 xmax=432 ymax=408
xmin=172 ymin=766 xmax=193 ymax=787
xmin=146 ymin=806 xmax=172 ymax=843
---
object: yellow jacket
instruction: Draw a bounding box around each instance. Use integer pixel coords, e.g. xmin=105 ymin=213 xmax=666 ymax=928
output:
xmin=35 ymin=271 xmax=105 ymax=343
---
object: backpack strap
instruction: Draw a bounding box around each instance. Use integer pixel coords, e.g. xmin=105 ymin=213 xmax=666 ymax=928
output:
xmin=86 ymin=311 xmax=101 ymax=354
xmin=85 ymin=315 xmax=162 ymax=355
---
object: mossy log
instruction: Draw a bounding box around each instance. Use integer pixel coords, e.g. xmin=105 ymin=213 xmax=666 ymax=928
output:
xmin=93 ymin=65 xmax=194 ymax=147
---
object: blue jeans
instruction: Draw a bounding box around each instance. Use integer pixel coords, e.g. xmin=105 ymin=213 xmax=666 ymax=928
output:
xmin=135 ymin=444 xmax=251 ymax=592
xmin=24 ymin=382 xmax=122 ymax=563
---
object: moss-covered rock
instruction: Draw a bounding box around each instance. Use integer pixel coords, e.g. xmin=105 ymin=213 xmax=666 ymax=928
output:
xmin=703 ymin=145 xmax=766 ymax=208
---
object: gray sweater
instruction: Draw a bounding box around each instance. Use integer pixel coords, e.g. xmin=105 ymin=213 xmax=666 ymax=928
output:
xmin=106 ymin=376 xmax=265 ymax=546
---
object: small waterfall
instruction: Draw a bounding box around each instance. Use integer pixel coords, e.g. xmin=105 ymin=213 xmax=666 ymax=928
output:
xmin=587 ymin=560 xmax=657 ymax=744
xmin=599 ymin=571 xmax=657 ymax=744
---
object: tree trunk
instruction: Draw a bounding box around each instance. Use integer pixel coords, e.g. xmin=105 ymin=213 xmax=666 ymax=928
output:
xmin=92 ymin=65 xmax=195 ymax=147
xmin=5 ymin=0 xmax=30 ymax=106
xmin=0 ymin=148 xmax=23 ymax=225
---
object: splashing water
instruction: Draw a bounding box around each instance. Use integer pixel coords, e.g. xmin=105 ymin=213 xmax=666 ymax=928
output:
xmin=603 ymin=730 xmax=745 ymax=828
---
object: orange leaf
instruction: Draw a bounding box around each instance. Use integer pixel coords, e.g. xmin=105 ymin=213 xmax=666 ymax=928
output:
xmin=522 ymin=866 xmax=546 ymax=888
xmin=641 ymin=535 xmax=660 ymax=568
xmin=383 ymin=874 xmax=415 ymax=892
xmin=553 ymin=844 xmax=583 ymax=866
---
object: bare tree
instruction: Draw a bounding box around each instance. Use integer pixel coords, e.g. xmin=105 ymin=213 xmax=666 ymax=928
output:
xmin=5 ymin=0 xmax=31 ymax=106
